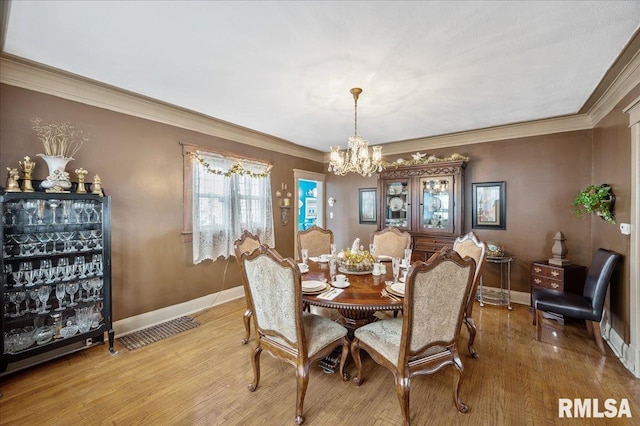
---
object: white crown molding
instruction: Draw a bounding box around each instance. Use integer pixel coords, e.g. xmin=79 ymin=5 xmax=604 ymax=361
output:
xmin=588 ymin=48 xmax=640 ymax=126
xmin=0 ymin=55 xmax=325 ymax=163
xmin=2 ymin=48 xmax=638 ymax=162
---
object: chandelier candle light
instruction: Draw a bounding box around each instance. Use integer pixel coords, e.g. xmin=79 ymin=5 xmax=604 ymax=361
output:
xmin=329 ymin=88 xmax=383 ymax=177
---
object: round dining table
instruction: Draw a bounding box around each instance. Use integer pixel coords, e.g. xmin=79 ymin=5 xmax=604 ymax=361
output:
xmin=301 ymin=259 xmax=403 ymax=334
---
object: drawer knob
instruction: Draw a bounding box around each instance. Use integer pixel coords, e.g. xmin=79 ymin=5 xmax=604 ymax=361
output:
xmin=534 ymin=267 xmax=541 ymax=273
xmin=551 ymin=271 xmax=559 ymax=277
xmin=534 ymin=278 xmax=541 ymax=284
xmin=551 ymin=283 xmax=559 ymax=289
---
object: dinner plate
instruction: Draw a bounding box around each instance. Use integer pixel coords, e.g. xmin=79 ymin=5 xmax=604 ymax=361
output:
xmin=302 ymin=280 xmax=326 ymax=292
xmin=386 ymin=283 xmax=405 ymax=297
xmin=302 ymin=283 xmax=329 ymax=295
xmin=388 ymin=197 xmax=404 ymax=212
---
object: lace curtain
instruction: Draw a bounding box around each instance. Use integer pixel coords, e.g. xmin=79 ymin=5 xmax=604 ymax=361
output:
xmin=192 ymin=152 xmax=274 ymax=264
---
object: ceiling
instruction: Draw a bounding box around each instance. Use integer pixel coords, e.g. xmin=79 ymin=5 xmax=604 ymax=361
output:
xmin=3 ymin=1 xmax=640 ymax=153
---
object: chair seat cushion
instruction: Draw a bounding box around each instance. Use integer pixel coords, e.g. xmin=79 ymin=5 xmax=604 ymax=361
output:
xmin=354 ymin=318 xmax=403 ymax=363
xmin=533 ymin=288 xmax=599 ymax=321
xmin=303 ymin=313 xmax=348 ymax=357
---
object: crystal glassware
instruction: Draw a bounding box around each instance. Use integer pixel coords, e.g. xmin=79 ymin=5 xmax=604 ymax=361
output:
xmin=392 ymin=258 xmax=401 ymax=284
xmin=13 ymin=291 xmax=26 ymax=317
xmin=37 ymin=286 xmax=51 ymax=314
xmin=61 ymin=200 xmax=72 ymax=223
xmin=55 ymin=283 xmax=66 ymax=311
xmin=66 ymin=282 xmax=79 ymax=307
xmin=72 ymin=201 xmax=84 ymax=224
xmin=301 ymin=249 xmax=309 ymax=265
xmin=47 ymin=199 xmax=61 ymax=224
xmin=23 ymin=200 xmax=37 ymax=225
xmin=36 ymin=200 xmax=47 ymax=224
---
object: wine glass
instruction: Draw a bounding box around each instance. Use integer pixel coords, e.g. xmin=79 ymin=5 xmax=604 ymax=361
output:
xmin=81 ymin=280 xmax=92 ymax=302
xmin=36 ymin=200 xmax=47 ymax=224
xmin=75 ymin=256 xmax=86 ymax=278
xmin=55 ymin=283 xmax=66 ymax=311
xmin=301 ymin=249 xmax=309 ymax=265
xmin=93 ymin=278 xmax=104 ymax=301
xmin=392 ymin=258 xmax=401 ymax=284
xmin=403 ymin=248 xmax=412 ymax=268
xmin=330 ymin=243 xmax=337 ymax=256
xmin=47 ymin=199 xmax=61 ymax=224
xmin=72 ymin=201 xmax=84 ymax=223
xmin=13 ymin=291 xmax=26 ymax=317
xmin=29 ymin=289 xmax=40 ymax=313
xmin=5 ymin=202 xmax=20 ymax=226
xmin=84 ymin=202 xmax=94 ymax=223
xmin=38 ymin=286 xmax=51 ymax=313
xmin=23 ymin=200 xmax=37 ymax=225
xmin=61 ymin=200 xmax=72 ymax=223
xmin=329 ymin=257 xmax=337 ymax=282
xmin=66 ymin=282 xmax=79 ymax=307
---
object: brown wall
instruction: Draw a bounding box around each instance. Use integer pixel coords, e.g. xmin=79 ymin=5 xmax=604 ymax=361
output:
xmin=328 ymin=132 xmax=594 ymax=294
xmin=591 ymin=84 xmax=640 ymax=342
xmin=0 ymin=84 xmax=324 ymax=321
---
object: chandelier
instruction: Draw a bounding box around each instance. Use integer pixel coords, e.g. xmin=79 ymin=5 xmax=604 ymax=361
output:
xmin=328 ymin=88 xmax=383 ymax=177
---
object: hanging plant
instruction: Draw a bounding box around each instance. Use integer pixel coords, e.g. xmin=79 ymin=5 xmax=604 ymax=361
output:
xmin=572 ymin=184 xmax=616 ymax=224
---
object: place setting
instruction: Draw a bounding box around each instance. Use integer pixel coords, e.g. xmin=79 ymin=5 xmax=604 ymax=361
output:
xmin=301 ymin=280 xmax=328 ymax=294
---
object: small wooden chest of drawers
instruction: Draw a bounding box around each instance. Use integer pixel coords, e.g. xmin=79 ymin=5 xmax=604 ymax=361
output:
xmin=530 ymin=261 xmax=587 ymax=323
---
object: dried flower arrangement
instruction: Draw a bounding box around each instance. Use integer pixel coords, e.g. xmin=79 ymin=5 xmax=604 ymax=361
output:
xmin=31 ymin=117 xmax=89 ymax=158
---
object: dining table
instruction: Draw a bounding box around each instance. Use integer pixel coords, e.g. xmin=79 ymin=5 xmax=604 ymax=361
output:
xmin=301 ymin=258 xmax=404 ymax=333
xmin=301 ymin=258 xmax=405 ymax=375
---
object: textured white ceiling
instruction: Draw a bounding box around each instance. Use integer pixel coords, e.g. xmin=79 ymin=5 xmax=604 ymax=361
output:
xmin=4 ymin=1 xmax=640 ymax=152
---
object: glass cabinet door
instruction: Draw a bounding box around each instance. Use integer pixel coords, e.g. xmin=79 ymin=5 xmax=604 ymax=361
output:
xmin=419 ymin=176 xmax=454 ymax=233
xmin=383 ymin=179 xmax=410 ymax=229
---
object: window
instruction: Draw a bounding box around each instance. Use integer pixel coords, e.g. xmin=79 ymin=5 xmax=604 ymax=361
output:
xmin=183 ymin=144 xmax=274 ymax=263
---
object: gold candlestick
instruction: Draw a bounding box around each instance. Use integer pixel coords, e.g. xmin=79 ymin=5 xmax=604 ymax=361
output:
xmin=75 ymin=168 xmax=88 ymax=193
xmin=19 ymin=156 xmax=36 ymax=192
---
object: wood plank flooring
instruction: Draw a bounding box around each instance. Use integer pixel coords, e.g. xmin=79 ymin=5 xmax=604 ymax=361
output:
xmin=1 ymin=299 xmax=638 ymax=425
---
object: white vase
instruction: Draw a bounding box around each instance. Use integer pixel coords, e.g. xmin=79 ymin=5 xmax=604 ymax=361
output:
xmin=37 ymin=154 xmax=73 ymax=191
xmin=37 ymin=154 xmax=73 ymax=176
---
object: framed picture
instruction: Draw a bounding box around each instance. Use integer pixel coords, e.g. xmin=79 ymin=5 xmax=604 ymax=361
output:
xmin=359 ymin=188 xmax=377 ymax=224
xmin=472 ymin=181 xmax=506 ymax=229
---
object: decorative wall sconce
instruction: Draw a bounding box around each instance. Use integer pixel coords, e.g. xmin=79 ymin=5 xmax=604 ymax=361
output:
xmin=275 ymin=183 xmax=292 ymax=225
xmin=328 ymin=196 xmax=336 ymax=207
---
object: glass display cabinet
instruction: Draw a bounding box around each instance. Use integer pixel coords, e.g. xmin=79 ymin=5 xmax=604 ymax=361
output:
xmin=381 ymin=178 xmax=411 ymax=230
xmin=378 ymin=161 xmax=466 ymax=260
xmin=1 ymin=188 xmax=113 ymax=375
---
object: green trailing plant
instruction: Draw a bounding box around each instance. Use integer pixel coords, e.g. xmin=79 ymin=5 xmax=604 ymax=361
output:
xmin=572 ymin=184 xmax=616 ymax=224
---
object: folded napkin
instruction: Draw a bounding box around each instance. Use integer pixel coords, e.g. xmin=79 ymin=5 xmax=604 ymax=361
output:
xmin=317 ymin=288 xmax=344 ymax=300
xmin=377 ymin=255 xmax=393 ymax=261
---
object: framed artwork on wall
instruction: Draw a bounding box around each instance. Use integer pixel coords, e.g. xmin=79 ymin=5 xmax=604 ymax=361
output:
xmin=359 ymin=188 xmax=377 ymax=224
xmin=472 ymin=181 xmax=506 ymax=229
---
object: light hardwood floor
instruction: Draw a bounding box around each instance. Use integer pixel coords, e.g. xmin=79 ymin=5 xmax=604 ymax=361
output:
xmin=1 ymin=298 xmax=638 ymax=425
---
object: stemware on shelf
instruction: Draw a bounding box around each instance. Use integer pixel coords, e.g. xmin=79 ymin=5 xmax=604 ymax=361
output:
xmin=13 ymin=291 xmax=26 ymax=317
xmin=23 ymin=200 xmax=37 ymax=225
xmin=55 ymin=283 xmax=66 ymax=311
xmin=61 ymin=200 xmax=72 ymax=223
xmin=37 ymin=286 xmax=51 ymax=314
xmin=29 ymin=289 xmax=40 ymax=313
xmin=47 ymin=199 xmax=61 ymax=224
xmin=66 ymin=282 xmax=79 ymax=307
xmin=35 ymin=200 xmax=47 ymax=224
xmin=72 ymin=201 xmax=84 ymax=224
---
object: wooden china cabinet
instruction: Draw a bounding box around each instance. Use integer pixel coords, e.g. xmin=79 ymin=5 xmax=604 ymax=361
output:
xmin=377 ymin=160 xmax=467 ymax=260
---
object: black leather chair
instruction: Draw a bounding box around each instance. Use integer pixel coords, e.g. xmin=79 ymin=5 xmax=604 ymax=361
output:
xmin=533 ymin=248 xmax=620 ymax=355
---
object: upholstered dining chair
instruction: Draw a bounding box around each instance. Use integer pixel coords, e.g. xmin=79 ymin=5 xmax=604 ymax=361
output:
xmin=351 ymin=247 xmax=476 ymax=425
xmin=233 ymin=230 xmax=261 ymax=344
xmin=453 ymin=231 xmax=487 ymax=358
xmin=239 ymin=245 xmax=349 ymax=425
xmin=296 ymin=225 xmax=334 ymax=259
xmin=370 ymin=226 xmax=412 ymax=259
xmin=533 ymin=248 xmax=620 ymax=355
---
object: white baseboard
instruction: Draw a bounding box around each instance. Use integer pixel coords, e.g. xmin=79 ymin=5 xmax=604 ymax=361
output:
xmin=602 ymin=310 xmax=639 ymax=378
xmin=113 ymin=285 xmax=245 ymax=337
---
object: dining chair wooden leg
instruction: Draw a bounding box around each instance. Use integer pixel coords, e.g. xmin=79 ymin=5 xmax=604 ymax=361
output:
xmin=350 ymin=339 xmax=364 ymax=386
xmin=452 ymin=354 xmax=469 ymax=413
xmin=394 ymin=375 xmax=411 ymax=426
xmin=248 ymin=345 xmax=262 ymax=392
xmin=464 ymin=316 xmax=479 ymax=358
xmin=338 ymin=338 xmax=350 ymax=382
xmin=592 ymin=321 xmax=606 ymax=355
xmin=295 ymin=364 xmax=310 ymax=425
xmin=242 ymin=308 xmax=252 ymax=344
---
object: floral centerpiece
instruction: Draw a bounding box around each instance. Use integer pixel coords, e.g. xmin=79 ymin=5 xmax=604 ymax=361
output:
xmin=338 ymin=248 xmax=375 ymax=273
